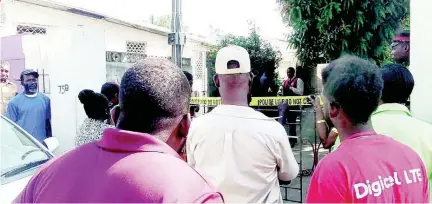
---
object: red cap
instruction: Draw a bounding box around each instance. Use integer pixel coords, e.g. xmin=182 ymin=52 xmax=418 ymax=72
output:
xmin=393 ymin=36 xmax=410 ymax=42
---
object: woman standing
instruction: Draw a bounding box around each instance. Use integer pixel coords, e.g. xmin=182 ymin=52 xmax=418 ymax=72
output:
xmin=76 ymin=89 xmax=113 ymax=147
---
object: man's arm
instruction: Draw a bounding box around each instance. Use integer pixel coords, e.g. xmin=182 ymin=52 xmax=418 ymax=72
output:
xmin=45 ymin=97 xmax=52 ymax=137
xmin=275 ymin=126 xmax=299 ymax=181
xmin=306 ymin=158 xmax=348 ymax=203
xmin=6 ymin=101 xmax=19 ymax=122
xmin=290 ymin=78 xmax=304 ymax=95
xmin=186 ymin=121 xmax=197 ymax=167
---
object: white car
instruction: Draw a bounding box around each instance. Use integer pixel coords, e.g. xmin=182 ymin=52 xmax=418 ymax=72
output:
xmin=0 ymin=115 xmax=59 ymax=203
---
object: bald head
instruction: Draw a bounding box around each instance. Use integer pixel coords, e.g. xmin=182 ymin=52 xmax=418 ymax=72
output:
xmin=117 ymin=58 xmax=191 ymax=134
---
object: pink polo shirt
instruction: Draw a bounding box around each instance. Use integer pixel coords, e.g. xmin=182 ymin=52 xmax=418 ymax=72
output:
xmin=306 ymin=131 xmax=429 ymax=203
xmin=14 ymin=128 xmax=224 ymax=203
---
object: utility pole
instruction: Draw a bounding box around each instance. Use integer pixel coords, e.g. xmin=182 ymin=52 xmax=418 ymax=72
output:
xmin=169 ymin=0 xmax=185 ymax=69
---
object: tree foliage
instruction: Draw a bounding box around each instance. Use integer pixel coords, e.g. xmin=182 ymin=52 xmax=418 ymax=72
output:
xmin=209 ymin=25 xmax=282 ymax=76
xmin=279 ymin=0 xmax=409 ymax=64
xmin=278 ymin=0 xmax=409 ymax=93
xmin=207 ymin=24 xmax=283 ymax=96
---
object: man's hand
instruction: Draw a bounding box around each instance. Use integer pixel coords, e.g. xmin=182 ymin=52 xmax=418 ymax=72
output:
xmin=308 ymin=95 xmax=322 ymax=112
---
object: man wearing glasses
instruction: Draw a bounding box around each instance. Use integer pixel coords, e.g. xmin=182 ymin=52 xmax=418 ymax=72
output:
xmin=391 ymin=30 xmax=410 ymax=65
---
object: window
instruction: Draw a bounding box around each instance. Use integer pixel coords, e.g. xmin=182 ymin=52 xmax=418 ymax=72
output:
xmin=17 ymin=25 xmax=47 ymax=35
xmin=126 ymin=41 xmax=146 ymax=54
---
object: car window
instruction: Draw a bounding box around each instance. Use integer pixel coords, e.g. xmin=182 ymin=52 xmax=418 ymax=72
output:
xmin=1 ymin=116 xmax=52 ymax=184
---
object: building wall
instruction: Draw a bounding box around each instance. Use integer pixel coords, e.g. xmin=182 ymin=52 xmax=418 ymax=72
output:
xmin=410 ymin=0 xmax=432 ymax=124
xmin=0 ymin=0 xmax=212 ymax=94
xmin=2 ymin=0 xmax=178 ymax=57
xmin=0 ymin=0 xmax=296 ymax=86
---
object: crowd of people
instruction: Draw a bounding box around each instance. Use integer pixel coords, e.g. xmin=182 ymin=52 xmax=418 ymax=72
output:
xmin=1 ymin=29 xmax=431 ymax=203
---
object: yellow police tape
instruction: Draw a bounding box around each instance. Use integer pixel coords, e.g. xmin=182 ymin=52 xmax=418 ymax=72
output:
xmin=190 ymin=96 xmax=313 ymax=107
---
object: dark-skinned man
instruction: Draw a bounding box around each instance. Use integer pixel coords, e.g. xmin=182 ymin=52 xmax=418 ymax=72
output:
xmin=186 ymin=45 xmax=298 ymax=203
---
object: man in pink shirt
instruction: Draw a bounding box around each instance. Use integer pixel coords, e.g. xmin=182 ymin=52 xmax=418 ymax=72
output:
xmin=14 ymin=58 xmax=224 ymax=203
xmin=306 ymin=55 xmax=429 ymax=203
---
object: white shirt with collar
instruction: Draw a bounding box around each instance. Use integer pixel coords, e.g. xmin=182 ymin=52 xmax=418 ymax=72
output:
xmin=186 ymin=105 xmax=299 ymax=203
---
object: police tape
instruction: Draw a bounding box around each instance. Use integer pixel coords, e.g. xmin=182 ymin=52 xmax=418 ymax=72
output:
xmin=190 ymin=96 xmax=313 ymax=107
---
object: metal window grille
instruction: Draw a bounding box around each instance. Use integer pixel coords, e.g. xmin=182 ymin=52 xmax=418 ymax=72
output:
xmin=126 ymin=41 xmax=146 ymax=54
xmin=17 ymin=25 xmax=47 ymax=35
xmin=194 ymin=52 xmax=204 ymax=80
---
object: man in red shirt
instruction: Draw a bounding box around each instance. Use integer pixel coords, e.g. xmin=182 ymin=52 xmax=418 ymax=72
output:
xmin=14 ymin=58 xmax=223 ymax=203
xmin=306 ymin=55 xmax=429 ymax=203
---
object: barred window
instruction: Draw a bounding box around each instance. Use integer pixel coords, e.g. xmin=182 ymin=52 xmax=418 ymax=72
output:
xmin=17 ymin=25 xmax=47 ymax=35
xmin=195 ymin=52 xmax=203 ymax=80
xmin=126 ymin=41 xmax=146 ymax=54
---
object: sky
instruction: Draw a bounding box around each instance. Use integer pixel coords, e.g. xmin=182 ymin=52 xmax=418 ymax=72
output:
xmin=51 ymin=0 xmax=290 ymax=40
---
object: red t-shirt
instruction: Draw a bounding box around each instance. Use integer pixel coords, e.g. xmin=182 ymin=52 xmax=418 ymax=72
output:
xmin=306 ymin=131 xmax=429 ymax=203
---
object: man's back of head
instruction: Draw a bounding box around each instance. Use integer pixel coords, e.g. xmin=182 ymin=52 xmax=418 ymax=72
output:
xmin=101 ymin=82 xmax=120 ymax=108
xmin=308 ymin=55 xmax=430 ymax=203
xmin=117 ymin=58 xmax=191 ymax=136
xmin=380 ymin=64 xmax=413 ymax=104
xmin=101 ymin=82 xmax=119 ymax=100
xmin=322 ymin=55 xmax=383 ymax=126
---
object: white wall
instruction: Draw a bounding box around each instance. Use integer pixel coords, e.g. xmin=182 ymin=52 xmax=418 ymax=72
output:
xmin=1 ymin=0 xmax=209 ymax=58
xmin=23 ymin=26 xmax=106 ymax=153
xmin=410 ymin=0 xmax=432 ymax=124
xmin=22 ymin=26 xmax=106 ymax=153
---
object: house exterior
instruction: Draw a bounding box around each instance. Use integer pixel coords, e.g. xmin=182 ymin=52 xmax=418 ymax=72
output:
xmin=0 ymin=0 xmax=298 ymax=86
xmin=0 ymin=0 xmax=213 ymax=96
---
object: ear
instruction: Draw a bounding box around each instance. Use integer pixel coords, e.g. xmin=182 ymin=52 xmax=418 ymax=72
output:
xmin=404 ymin=44 xmax=410 ymax=51
xmin=213 ymin=74 xmax=220 ymax=88
xmin=177 ymin=114 xmax=191 ymax=139
xmin=329 ymin=102 xmax=340 ymax=119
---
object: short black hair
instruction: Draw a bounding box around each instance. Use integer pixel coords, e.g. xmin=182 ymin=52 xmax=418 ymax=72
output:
xmin=101 ymin=82 xmax=120 ymax=101
xmin=183 ymin=71 xmax=193 ymax=82
xmin=78 ymin=89 xmax=109 ymax=120
xmin=287 ymin=67 xmax=295 ymax=73
xmin=118 ymin=58 xmax=191 ymax=133
xmin=322 ymin=55 xmax=383 ymax=125
xmin=380 ymin=64 xmax=414 ymax=104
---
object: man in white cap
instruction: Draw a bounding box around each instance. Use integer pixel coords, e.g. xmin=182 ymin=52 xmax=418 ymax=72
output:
xmin=186 ymin=45 xmax=299 ymax=203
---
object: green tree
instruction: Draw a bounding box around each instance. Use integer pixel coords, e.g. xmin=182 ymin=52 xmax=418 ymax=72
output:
xmin=278 ymin=0 xmax=409 ymax=92
xmin=207 ymin=24 xmax=282 ymax=96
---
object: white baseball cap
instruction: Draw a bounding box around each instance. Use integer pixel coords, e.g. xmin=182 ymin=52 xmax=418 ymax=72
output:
xmin=215 ymin=45 xmax=251 ymax=75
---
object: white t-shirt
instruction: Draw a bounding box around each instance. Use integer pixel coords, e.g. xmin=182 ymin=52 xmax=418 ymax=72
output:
xmin=186 ymin=105 xmax=299 ymax=203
